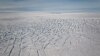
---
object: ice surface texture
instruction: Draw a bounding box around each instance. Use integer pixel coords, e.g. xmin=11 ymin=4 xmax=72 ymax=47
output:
xmin=0 ymin=17 xmax=100 ymax=56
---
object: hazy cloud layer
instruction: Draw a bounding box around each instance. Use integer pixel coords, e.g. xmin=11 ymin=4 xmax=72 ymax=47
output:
xmin=0 ymin=0 xmax=100 ymax=12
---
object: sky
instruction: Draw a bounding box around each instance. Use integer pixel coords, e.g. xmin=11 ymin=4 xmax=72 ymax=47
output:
xmin=0 ymin=0 xmax=100 ymax=13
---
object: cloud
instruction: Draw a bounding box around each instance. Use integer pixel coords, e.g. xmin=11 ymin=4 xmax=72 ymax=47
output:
xmin=0 ymin=0 xmax=100 ymax=12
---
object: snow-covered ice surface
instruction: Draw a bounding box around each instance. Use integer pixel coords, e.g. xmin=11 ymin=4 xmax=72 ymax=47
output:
xmin=0 ymin=13 xmax=100 ymax=56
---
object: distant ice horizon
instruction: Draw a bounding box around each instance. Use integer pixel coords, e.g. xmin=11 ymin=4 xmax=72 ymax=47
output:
xmin=0 ymin=12 xmax=100 ymax=19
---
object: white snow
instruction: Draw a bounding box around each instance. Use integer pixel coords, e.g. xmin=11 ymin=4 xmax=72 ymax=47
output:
xmin=0 ymin=13 xmax=100 ymax=56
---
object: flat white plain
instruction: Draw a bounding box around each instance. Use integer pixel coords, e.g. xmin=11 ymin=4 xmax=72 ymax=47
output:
xmin=0 ymin=13 xmax=100 ymax=56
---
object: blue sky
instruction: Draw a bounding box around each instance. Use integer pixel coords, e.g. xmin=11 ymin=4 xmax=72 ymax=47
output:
xmin=0 ymin=0 xmax=100 ymax=13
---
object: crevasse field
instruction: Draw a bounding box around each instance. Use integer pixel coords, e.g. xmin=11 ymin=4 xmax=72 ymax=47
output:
xmin=0 ymin=13 xmax=100 ymax=56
